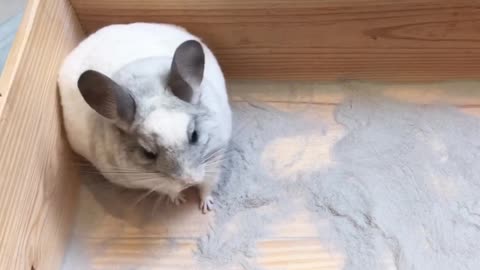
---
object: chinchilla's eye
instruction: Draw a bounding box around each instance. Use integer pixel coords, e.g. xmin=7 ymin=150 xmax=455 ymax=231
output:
xmin=142 ymin=147 xmax=158 ymax=160
xmin=190 ymin=130 xmax=198 ymax=144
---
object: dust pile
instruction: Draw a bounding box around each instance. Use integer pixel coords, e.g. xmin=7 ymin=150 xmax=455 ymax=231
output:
xmin=197 ymin=93 xmax=480 ymax=270
xmin=303 ymin=92 xmax=480 ymax=270
xmin=197 ymin=102 xmax=324 ymax=269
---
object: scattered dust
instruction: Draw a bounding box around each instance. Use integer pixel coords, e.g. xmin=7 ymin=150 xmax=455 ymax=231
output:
xmin=302 ymin=91 xmax=480 ymax=270
xmin=196 ymin=102 xmax=324 ymax=269
xmin=197 ymin=91 xmax=480 ymax=270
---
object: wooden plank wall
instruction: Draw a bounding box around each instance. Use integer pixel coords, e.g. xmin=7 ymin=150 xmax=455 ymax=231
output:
xmin=70 ymin=0 xmax=480 ymax=81
xmin=0 ymin=0 xmax=84 ymax=269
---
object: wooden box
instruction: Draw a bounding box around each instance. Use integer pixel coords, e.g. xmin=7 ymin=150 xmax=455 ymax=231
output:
xmin=0 ymin=0 xmax=479 ymax=269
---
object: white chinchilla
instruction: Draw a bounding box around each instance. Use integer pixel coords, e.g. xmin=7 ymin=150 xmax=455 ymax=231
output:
xmin=58 ymin=23 xmax=232 ymax=213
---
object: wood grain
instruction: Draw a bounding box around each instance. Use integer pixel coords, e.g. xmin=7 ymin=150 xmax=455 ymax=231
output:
xmin=0 ymin=0 xmax=85 ymax=269
xmin=228 ymin=80 xmax=480 ymax=106
xmin=63 ymin=81 xmax=480 ymax=270
xmin=69 ymin=0 xmax=480 ymax=81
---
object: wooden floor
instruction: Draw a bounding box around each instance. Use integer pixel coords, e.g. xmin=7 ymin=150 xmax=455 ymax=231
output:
xmin=62 ymin=80 xmax=480 ymax=270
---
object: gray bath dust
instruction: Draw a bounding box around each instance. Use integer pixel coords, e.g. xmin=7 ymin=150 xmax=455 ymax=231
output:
xmin=302 ymin=92 xmax=480 ymax=270
xmin=198 ymin=92 xmax=480 ymax=270
xmin=196 ymin=102 xmax=325 ymax=270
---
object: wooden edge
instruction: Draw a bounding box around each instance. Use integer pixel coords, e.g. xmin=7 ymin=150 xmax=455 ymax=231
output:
xmin=0 ymin=0 xmax=85 ymax=269
xmin=70 ymin=0 xmax=480 ymax=81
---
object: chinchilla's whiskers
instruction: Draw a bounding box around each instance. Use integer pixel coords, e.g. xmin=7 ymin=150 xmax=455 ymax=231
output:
xmin=203 ymin=146 xmax=235 ymax=164
xmin=183 ymin=183 xmax=195 ymax=189
xmin=73 ymin=162 xmax=174 ymax=211
xmin=75 ymin=163 xmax=172 ymax=179
xmin=82 ymin=170 xmax=155 ymax=175
xmin=202 ymin=146 xmax=228 ymax=163
xmin=204 ymin=151 xmax=223 ymax=161
xmin=206 ymin=154 xmax=226 ymax=162
xmin=202 ymin=152 xmax=219 ymax=164
xmin=73 ymin=161 xmax=163 ymax=173
xmin=130 ymin=189 xmax=156 ymax=208
xmin=204 ymin=156 xmax=227 ymax=167
xmin=203 ymin=155 xmax=228 ymax=175
xmin=202 ymin=153 xmax=224 ymax=166
xmin=129 ymin=181 xmax=170 ymax=209
xmin=131 ymin=178 xmax=166 ymax=184
xmin=81 ymin=171 xmax=172 ymax=182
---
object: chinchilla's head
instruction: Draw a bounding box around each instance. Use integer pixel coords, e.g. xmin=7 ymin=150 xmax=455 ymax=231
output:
xmin=77 ymin=40 xmax=224 ymax=193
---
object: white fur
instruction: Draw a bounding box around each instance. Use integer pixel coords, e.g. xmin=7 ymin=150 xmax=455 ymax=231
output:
xmin=58 ymin=23 xmax=232 ymax=211
xmin=144 ymin=109 xmax=190 ymax=147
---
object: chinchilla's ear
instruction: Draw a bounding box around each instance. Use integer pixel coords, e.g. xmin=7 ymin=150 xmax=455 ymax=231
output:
xmin=167 ymin=40 xmax=205 ymax=104
xmin=77 ymin=70 xmax=136 ymax=123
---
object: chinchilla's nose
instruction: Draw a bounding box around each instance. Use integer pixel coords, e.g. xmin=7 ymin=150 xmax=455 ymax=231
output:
xmin=176 ymin=165 xmax=205 ymax=186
